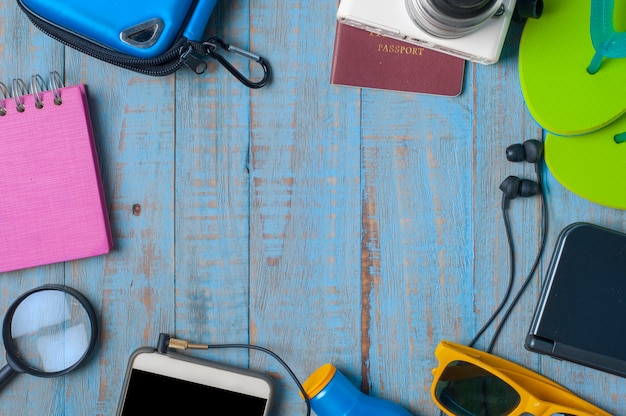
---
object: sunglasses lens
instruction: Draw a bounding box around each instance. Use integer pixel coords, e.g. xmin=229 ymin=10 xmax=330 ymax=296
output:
xmin=434 ymin=360 xmax=520 ymax=416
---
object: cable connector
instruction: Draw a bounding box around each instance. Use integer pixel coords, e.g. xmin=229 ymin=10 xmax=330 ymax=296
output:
xmin=168 ymin=337 xmax=209 ymax=351
xmin=157 ymin=332 xmax=208 ymax=353
xmin=156 ymin=333 xmax=171 ymax=354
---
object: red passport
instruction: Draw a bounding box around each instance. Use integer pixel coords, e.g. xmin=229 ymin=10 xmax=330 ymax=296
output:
xmin=331 ymin=23 xmax=465 ymax=96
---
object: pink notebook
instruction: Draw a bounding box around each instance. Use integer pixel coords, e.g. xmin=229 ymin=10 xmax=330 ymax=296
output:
xmin=0 ymin=74 xmax=112 ymax=273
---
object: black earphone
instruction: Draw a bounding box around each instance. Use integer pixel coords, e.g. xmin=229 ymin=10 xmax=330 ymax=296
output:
xmin=468 ymin=138 xmax=548 ymax=353
xmin=499 ymin=139 xmax=543 ymax=203
xmin=499 ymin=175 xmax=540 ymax=200
xmin=505 ymin=139 xmax=543 ymax=164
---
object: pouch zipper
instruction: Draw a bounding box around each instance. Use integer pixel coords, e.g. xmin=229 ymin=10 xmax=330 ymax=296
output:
xmin=17 ymin=0 xmax=270 ymax=87
xmin=17 ymin=0 xmax=197 ymax=76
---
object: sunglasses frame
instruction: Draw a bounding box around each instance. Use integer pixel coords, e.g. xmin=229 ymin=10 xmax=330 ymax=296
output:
xmin=431 ymin=340 xmax=611 ymax=416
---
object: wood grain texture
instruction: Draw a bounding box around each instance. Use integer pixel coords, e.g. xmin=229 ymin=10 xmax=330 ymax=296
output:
xmin=69 ymin=54 xmax=178 ymax=414
xmin=249 ymin=2 xmax=362 ymax=414
xmin=173 ymin=2 xmax=252 ymax=367
xmin=0 ymin=0 xmax=625 ymax=414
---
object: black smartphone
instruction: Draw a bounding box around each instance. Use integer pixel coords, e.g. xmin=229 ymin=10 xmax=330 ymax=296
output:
xmin=526 ymin=222 xmax=626 ymax=378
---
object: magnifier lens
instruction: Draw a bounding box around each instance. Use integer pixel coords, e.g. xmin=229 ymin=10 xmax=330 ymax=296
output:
xmin=8 ymin=289 xmax=93 ymax=374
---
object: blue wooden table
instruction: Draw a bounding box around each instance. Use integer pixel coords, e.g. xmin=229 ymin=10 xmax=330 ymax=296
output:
xmin=1 ymin=1 xmax=625 ymax=414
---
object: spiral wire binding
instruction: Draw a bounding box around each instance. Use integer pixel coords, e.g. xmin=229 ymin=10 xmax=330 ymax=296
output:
xmin=0 ymin=72 xmax=65 ymax=116
xmin=31 ymin=74 xmax=47 ymax=109
xmin=11 ymin=78 xmax=28 ymax=113
xmin=0 ymin=82 xmax=8 ymax=116
xmin=49 ymin=71 xmax=64 ymax=105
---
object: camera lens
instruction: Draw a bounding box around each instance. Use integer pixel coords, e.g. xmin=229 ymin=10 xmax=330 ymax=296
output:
xmin=406 ymin=0 xmax=504 ymax=38
xmin=432 ymin=0 xmax=498 ymax=17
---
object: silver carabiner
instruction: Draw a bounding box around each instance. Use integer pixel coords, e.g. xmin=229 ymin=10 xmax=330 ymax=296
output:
xmin=203 ymin=37 xmax=270 ymax=89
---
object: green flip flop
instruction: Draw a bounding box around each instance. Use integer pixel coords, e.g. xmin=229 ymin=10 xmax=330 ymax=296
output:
xmin=545 ymin=115 xmax=626 ymax=209
xmin=519 ymin=0 xmax=626 ymax=136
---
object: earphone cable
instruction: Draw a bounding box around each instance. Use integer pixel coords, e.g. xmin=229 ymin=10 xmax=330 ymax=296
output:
xmin=468 ymin=194 xmax=516 ymax=349
xmin=439 ymin=142 xmax=546 ymax=415
xmin=203 ymin=343 xmax=311 ymax=416
xmin=486 ymin=169 xmax=547 ymax=352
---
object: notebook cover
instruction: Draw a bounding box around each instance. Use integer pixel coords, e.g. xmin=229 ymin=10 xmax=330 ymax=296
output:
xmin=0 ymin=83 xmax=112 ymax=273
xmin=330 ymin=23 xmax=465 ymax=96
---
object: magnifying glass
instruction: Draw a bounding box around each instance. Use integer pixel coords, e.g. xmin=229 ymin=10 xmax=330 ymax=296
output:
xmin=0 ymin=284 xmax=98 ymax=390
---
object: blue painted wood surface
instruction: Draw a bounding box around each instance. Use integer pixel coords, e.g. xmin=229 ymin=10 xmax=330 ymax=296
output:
xmin=1 ymin=1 xmax=625 ymax=414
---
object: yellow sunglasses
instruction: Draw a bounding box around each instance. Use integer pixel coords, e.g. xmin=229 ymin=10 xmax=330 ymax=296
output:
xmin=431 ymin=340 xmax=611 ymax=416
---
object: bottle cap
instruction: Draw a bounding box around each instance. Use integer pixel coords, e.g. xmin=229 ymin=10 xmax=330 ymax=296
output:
xmin=302 ymin=363 xmax=337 ymax=399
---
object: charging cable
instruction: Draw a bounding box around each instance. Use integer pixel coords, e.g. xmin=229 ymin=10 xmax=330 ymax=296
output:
xmin=156 ymin=333 xmax=311 ymax=416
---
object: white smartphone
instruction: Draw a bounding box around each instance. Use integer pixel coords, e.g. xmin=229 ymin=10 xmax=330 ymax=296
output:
xmin=116 ymin=348 xmax=274 ymax=415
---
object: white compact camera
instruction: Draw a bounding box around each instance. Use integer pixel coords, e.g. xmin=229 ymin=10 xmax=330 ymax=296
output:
xmin=337 ymin=0 xmax=542 ymax=64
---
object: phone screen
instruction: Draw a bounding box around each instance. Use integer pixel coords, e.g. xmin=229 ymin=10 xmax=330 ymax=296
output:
xmin=120 ymin=368 xmax=268 ymax=414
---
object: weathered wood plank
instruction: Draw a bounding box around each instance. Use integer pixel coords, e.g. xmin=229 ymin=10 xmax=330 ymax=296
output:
xmin=472 ymin=23 xmax=543 ymax=364
xmin=249 ymin=1 xmax=362 ymax=414
xmin=64 ymin=55 xmax=177 ymax=414
xmin=360 ymin=85 xmax=475 ymax=413
xmin=173 ymin=1 xmax=252 ymax=366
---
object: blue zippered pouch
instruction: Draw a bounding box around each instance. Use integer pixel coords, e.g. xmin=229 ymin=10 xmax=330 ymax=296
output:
xmin=17 ymin=0 xmax=270 ymax=88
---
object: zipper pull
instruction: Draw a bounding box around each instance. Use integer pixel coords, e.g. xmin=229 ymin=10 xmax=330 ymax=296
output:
xmin=180 ymin=46 xmax=208 ymax=74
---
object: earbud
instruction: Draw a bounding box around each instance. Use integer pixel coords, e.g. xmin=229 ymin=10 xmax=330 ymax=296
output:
xmin=499 ymin=175 xmax=540 ymax=200
xmin=500 ymin=139 xmax=543 ymax=206
xmin=505 ymin=139 xmax=543 ymax=164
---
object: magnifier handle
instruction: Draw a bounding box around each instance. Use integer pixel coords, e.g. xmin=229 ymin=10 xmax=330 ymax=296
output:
xmin=0 ymin=364 xmax=17 ymax=390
